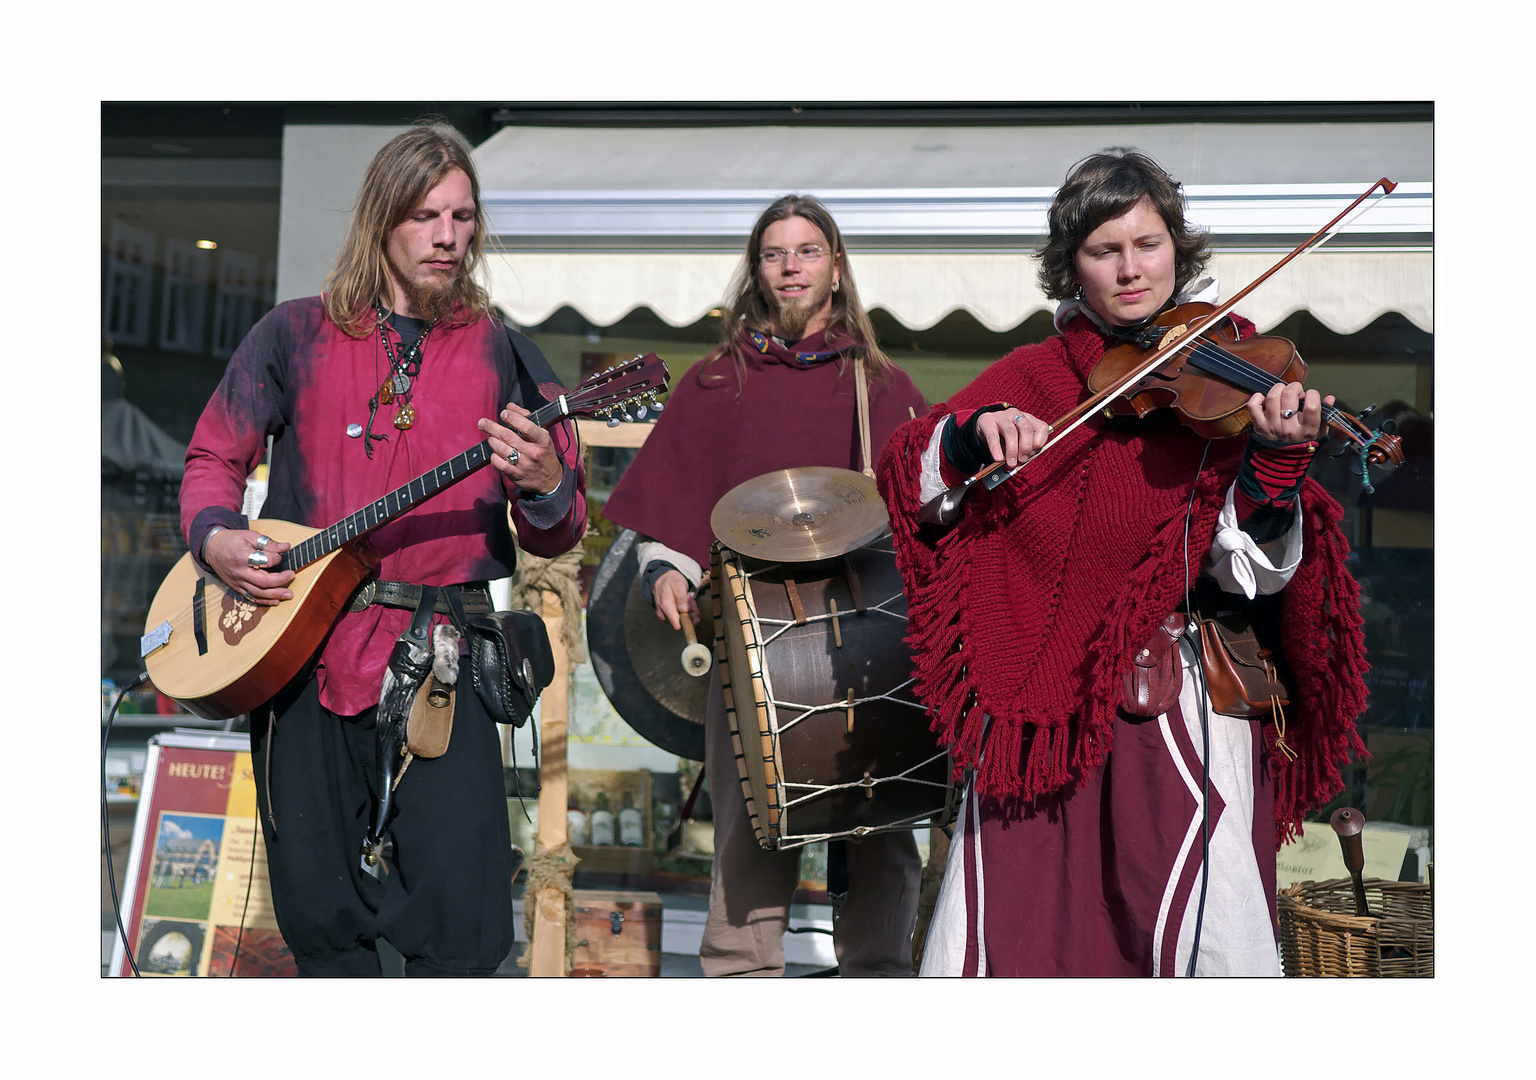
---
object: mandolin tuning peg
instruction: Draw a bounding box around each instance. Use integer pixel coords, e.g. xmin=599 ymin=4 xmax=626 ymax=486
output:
xmin=634 ymin=405 xmax=649 ymax=419
xmin=651 ymin=400 xmax=664 ymax=413
xmin=606 ymin=415 xmax=621 ymax=428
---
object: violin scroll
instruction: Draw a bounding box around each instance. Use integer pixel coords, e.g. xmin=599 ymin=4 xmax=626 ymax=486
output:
xmin=1320 ymin=403 xmax=1405 ymax=495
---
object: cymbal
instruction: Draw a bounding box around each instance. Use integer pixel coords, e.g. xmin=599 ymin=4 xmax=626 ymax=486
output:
xmin=623 ymin=571 xmax=715 ymax=723
xmin=711 ymin=467 xmax=889 ymax=562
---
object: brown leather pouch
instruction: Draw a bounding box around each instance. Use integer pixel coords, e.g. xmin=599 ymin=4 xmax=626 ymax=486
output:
xmin=1121 ymin=613 xmax=1188 ymax=717
xmin=406 ymin=676 xmax=455 ymax=758
xmin=1193 ymin=610 xmax=1292 ymax=717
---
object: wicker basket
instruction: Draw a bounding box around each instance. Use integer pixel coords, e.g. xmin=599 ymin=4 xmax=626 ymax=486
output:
xmin=1277 ymin=877 xmax=1433 ymax=977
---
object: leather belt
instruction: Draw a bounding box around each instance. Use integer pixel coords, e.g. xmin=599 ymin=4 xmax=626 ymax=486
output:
xmin=350 ymin=579 xmax=496 ymax=616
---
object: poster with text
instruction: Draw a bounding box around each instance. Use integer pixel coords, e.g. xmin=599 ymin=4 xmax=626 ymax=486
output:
xmin=111 ymin=732 xmax=297 ymax=977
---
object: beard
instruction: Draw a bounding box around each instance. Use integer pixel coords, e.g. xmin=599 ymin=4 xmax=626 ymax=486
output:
xmin=768 ymin=279 xmax=833 ymax=341
xmin=390 ymin=256 xmax=463 ymax=322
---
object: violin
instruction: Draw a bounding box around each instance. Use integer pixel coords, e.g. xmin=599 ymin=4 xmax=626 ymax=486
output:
xmin=919 ymin=177 xmax=1407 ymax=527
xmin=1087 ymin=301 xmax=1405 ymax=471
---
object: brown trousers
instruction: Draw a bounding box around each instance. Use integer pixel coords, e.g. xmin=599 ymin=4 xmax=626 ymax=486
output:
xmin=699 ymin=669 xmax=921 ymax=977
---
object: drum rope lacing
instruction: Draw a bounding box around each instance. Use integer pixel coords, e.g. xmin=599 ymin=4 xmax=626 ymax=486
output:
xmin=718 ymin=539 xmax=964 ymax=849
xmin=736 ymin=552 xmax=954 ymax=809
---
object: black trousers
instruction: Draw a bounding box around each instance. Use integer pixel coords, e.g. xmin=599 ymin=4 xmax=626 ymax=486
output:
xmin=250 ymin=672 xmax=515 ymax=976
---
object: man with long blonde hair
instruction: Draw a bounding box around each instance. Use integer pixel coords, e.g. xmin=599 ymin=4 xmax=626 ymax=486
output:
xmin=179 ymin=121 xmax=586 ymax=976
xmin=601 ymin=194 xmax=926 ymax=976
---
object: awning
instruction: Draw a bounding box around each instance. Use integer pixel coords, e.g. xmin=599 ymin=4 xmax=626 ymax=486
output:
xmin=486 ymin=248 xmax=1431 ymax=336
xmin=475 ymin=124 xmax=1433 ymax=335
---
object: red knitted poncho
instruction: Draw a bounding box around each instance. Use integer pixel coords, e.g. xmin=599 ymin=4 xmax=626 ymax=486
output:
xmin=875 ymin=314 xmax=1369 ymax=847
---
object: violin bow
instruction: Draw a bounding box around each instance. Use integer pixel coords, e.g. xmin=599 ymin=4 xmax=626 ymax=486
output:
xmin=918 ymin=178 xmax=1400 ymax=526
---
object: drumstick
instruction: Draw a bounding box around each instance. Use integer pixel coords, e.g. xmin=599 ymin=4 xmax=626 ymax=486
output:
xmin=680 ymin=616 xmax=712 ymax=677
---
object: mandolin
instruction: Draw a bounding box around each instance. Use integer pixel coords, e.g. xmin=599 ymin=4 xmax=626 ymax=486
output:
xmin=141 ymin=353 xmax=669 ymax=720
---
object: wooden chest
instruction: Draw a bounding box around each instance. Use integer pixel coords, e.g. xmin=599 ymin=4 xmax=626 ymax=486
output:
xmin=570 ymin=889 xmax=663 ymax=977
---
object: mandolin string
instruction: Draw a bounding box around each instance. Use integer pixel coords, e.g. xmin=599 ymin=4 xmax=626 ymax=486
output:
xmin=150 ymin=441 xmax=499 ymax=635
xmin=146 ymin=362 xmax=663 ymax=650
xmin=147 ymin=384 xmax=626 ymax=643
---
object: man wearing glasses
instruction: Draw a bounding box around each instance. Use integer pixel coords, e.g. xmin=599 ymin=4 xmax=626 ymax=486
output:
xmin=602 ymin=194 xmax=927 ymax=976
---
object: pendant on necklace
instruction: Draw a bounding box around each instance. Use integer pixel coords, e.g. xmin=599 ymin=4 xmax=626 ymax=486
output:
xmin=347 ymin=423 xmax=364 ymax=439
xmin=378 ymin=379 xmax=394 ymax=404
xmin=393 ymin=403 xmax=416 ymax=430
xmin=392 ymin=372 xmax=412 ymax=395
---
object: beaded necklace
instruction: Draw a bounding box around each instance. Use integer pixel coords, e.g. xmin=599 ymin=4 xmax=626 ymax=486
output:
xmin=356 ymin=303 xmax=437 ymax=458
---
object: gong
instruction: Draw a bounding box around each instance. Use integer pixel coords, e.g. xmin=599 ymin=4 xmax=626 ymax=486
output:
xmin=586 ymin=529 xmax=712 ymax=761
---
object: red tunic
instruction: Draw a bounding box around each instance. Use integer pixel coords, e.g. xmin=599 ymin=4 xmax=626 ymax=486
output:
xmin=601 ymin=339 xmax=925 ymax=565
xmin=180 ymin=298 xmax=586 ymax=715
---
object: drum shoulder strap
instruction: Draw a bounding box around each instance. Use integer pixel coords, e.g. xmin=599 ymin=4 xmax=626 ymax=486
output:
xmin=854 ymin=357 xmax=874 ymax=479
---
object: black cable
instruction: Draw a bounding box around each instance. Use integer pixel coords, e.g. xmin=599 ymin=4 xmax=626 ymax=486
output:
xmin=228 ymin=802 xmax=259 ymax=976
xmin=1180 ymin=443 xmax=1214 ymax=978
xmin=102 ymin=671 xmax=150 ymax=977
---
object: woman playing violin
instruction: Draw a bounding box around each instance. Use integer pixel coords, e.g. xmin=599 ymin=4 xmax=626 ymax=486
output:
xmin=876 ymin=151 xmax=1370 ymax=977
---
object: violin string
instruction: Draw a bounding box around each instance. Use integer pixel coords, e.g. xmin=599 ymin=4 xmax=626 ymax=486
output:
xmin=1184 ymin=340 xmax=1353 ymax=434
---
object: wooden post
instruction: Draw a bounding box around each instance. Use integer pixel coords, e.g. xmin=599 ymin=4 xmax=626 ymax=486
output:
xmin=528 ymin=587 xmax=572 ymax=977
xmin=911 ymin=825 xmax=952 ymax=973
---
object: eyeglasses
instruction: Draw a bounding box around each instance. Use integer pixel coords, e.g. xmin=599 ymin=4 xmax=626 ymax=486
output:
xmin=759 ymin=244 xmax=830 ymax=265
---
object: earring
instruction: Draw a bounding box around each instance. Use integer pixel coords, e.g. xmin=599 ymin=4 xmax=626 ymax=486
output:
xmin=832 ymin=279 xmax=841 ymax=293
xmin=1074 ymin=285 xmax=1084 ymax=300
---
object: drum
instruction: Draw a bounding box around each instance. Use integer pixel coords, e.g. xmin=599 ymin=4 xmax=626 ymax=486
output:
xmin=710 ymin=533 xmax=960 ymax=850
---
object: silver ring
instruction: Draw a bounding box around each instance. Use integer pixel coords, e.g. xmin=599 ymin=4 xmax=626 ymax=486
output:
xmin=1013 ymin=414 xmax=1028 ymax=424
xmin=1281 ymin=409 xmax=1296 ymax=419
xmin=247 ymin=551 xmax=269 ymax=569
xmin=507 ymin=447 xmax=521 ymax=466
xmin=255 ymin=534 xmax=272 ymax=550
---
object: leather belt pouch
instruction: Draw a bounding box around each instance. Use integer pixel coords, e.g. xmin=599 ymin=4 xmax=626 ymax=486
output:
xmin=469 ymin=610 xmax=555 ymax=729
xmin=1194 ymin=611 xmax=1292 ymax=718
xmin=1121 ymin=612 xmax=1187 ymax=717
xmin=407 ymin=673 xmax=455 ymax=758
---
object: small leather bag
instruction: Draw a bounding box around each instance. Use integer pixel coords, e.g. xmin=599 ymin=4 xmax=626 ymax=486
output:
xmin=468 ymin=610 xmax=556 ymax=729
xmin=1192 ymin=609 xmax=1292 ymax=718
xmin=1121 ymin=612 xmax=1188 ymax=717
xmin=407 ymin=680 xmax=455 ymax=757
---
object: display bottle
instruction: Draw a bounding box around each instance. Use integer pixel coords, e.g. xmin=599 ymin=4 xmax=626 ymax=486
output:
xmin=618 ymin=791 xmax=645 ymax=847
xmin=566 ymin=794 xmax=589 ymax=846
xmin=589 ymin=791 xmax=616 ymax=846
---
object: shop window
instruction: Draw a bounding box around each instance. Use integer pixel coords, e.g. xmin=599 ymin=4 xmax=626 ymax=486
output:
xmin=158 ymin=240 xmax=209 ymax=353
xmin=104 ymin=221 xmax=155 ymax=346
xmin=212 ymin=250 xmax=260 ymax=358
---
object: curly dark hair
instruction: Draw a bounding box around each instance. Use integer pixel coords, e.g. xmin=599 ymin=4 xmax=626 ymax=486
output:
xmin=1035 ymin=151 xmax=1210 ymax=303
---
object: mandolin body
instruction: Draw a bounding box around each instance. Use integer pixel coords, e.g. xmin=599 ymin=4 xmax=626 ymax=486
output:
xmin=142 ymin=519 xmax=379 ymax=720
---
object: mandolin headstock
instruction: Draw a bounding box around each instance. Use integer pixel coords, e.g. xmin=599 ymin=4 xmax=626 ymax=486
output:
xmin=533 ymin=353 xmax=671 ymax=428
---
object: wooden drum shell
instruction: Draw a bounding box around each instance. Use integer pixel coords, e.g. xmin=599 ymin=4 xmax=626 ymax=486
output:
xmin=710 ymin=535 xmax=959 ymax=850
